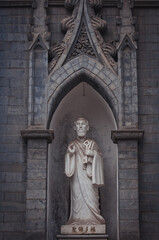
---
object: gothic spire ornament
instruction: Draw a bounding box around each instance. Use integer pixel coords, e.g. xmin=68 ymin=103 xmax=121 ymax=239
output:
xmin=49 ymin=0 xmax=117 ymax=74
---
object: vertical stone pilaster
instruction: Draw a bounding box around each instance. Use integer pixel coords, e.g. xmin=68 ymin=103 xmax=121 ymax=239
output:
xmin=28 ymin=0 xmax=50 ymax=127
xmin=117 ymin=0 xmax=138 ymax=128
xmin=112 ymin=130 xmax=144 ymax=240
xmin=21 ymin=129 xmax=54 ymax=240
xmin=24 ymin=1 xmax=51 ymax=238
xmin=115 ymin=2 xmax=143 ymax=238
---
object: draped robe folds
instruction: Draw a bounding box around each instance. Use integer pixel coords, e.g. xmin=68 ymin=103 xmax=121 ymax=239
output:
xmin=65 ymin=139 xmax=105 ymax=225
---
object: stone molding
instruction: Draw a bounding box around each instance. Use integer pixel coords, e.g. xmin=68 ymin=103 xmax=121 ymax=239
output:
xmin=21 ymin=128 xmax=54 ymax=143
xmin=1 ymin=1 xmax=159 ymax=7
xmin=134 ymin=0 xmax=159 ymax=7
xmin=57 ymin=235 xmax=109 ymax=240
xmin=111 ymin=129 xmax=144 ymax=143
xmin=0 ymin=0 xmax=32 ymax=7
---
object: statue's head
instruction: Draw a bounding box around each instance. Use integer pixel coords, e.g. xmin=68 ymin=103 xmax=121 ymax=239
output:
xmin=74 ymin=118 xmax=89 ymax=138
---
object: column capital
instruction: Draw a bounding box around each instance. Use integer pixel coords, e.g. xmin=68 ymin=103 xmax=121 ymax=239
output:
xmin=111 ymin=129 xmax=144 ymax=143
xmin=21 ymin=127 xmax=54 ymax=143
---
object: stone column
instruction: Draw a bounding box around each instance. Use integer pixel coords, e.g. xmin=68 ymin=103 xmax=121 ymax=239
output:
xmin=112 ymin=130 xmax=144 ymax=240
xmin=21 ymin=129 xmax=54 ymax=240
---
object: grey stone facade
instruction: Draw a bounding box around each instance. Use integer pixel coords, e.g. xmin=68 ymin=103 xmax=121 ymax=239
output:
xmin=0 ymin=1 xmax=159 ymax=240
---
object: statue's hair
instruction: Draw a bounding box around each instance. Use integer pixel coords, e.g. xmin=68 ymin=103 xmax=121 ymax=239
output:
xmin=74 ymin=117 xmax=89 ymax=127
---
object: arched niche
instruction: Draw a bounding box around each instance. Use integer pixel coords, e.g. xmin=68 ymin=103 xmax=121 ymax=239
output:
xmin=47 ymin=82 xmax=118 ymax=240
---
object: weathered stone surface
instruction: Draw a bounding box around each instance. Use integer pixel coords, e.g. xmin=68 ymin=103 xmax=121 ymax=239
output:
xmin=111 ymin=129 xmax=144 ymax=143
xmin=21 ymin=129 xmax=54 ymax=143
xmin=26 ymin=232 xmax=46 ymax=240
xmin=26 ymin=209 xmax=46 ymax=220
xmin=119 ymin=180 xmax=138 ymax=189
xmin=26 ymin=199 xmax=46 ymax=210
xmin=27 ymin=170 xmax=46 ymax=180
xmin=4 ymin=212 xmax=25 ymax=222
xmin=27 ymin=180 xmax=46 ymax=191
xmin=26 ymin=190 xmax=46 ymax=200
xmin=27 ymin=139 xmax=47 ymax=149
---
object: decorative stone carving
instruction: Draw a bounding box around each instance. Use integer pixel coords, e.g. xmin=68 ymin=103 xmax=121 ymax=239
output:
xmin=116 ymin=0 xmax=137 ymax=45
xmin=28 ymin=0 xmax=50 ymax=50
xmin=61 ymin=16 xmax=75 ymax=33
xmin=89 ymin=0 xmax=103 ymax=10
xmin=61 ymin=118 xmax=105 ymax=235
xmin=87 ymin=1 xmax=117 ymax=72
xmin=49 ymin=0 xmax=117 ymax=74
xmin=49 ymin=0 xmax=77 ymax=72
xmin=49 ymin=43 xmax=65 ymax=70
xmin=70 ymin=24 xmax=95 ymax=59
xmin=91 ymin=16 xmax=107 ymax=32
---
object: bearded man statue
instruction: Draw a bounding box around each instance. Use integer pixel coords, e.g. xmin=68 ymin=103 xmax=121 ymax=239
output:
xmin=63 ymin=118 xmax=105 ymax=232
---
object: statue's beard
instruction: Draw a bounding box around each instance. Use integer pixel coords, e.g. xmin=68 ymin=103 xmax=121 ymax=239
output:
xmin=77 ymin=131 xmax=86 ymax=137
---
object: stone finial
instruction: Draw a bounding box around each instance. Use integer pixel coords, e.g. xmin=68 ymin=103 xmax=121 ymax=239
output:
xmin=33 ymin=0 xmax=48 ymax=34
xmin=28 ymin=0 xmax=50 ymax=50
xmin=117 ymin=0 xmax=137 ymax=47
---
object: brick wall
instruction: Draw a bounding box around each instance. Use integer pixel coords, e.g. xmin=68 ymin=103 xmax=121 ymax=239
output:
xmin=0 ymin=7 xmax=31 ymax=240
xmin=48 ymin=6 xmax=68 ymax=44
xmin=102 ymin=7 xmax=118 ymax=42
xmin=134 ymin=7 xmax=159 ymax=240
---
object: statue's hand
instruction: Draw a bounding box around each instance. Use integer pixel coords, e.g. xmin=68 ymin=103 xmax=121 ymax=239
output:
xmin=85 ymin=149 xmax=94 ymax=157
xmin=68 ymin=143 xmax=75 ymax=155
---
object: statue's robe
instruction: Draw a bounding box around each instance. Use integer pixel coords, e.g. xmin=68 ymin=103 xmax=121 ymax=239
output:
xmin=65 ymin=139 xmax=105 ymax=225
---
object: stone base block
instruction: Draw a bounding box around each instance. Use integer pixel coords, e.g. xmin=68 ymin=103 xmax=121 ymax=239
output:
xmin=61 ymin=225 xmax=106 ymax=235
xmin=57 ymin=234 xmax=109 ymax=240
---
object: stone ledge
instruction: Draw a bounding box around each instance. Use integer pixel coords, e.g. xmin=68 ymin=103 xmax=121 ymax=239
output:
xmin=0 ymin=0 xmax=32 ymax=7
xmin=111 ymin=129 xmax=144 ymax=143
xmin=1 ymin=0 xmax=159 ymax=8
xmin=21 ymin=128 xmax=54 ymax=143
xmin=0 ymin=0 xmax=117 ymax=8
xmin=57 ymin=235 xmax=109 ymax=240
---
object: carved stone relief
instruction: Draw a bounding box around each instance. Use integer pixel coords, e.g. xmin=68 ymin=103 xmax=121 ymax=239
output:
xmin=70 ymin=24 xmax=95 ymax=59
xmin=49 ymin=0 xmax=117 ymax=74
xmin=88 ymin=0 xmax=117 ymax=72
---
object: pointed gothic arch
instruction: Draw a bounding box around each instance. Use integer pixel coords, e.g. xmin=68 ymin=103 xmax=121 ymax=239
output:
xmin=47 ymin=84 xmax=118 ymax=240
xmin=47 ymin=55 xmax=119 ymax=128
xmin=47 ymin=54 xmax=119 ymax=240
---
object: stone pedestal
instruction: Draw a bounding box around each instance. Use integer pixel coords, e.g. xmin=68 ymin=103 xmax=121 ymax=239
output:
xmin=61 ymin=225 xmax=106 ymax=235
xmin=57 ymin=234 xmax=109 ymax=240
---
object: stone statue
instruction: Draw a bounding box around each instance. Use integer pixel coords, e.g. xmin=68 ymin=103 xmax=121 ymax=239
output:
xmin=62 ymin=118 xmax=105 ymax=234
